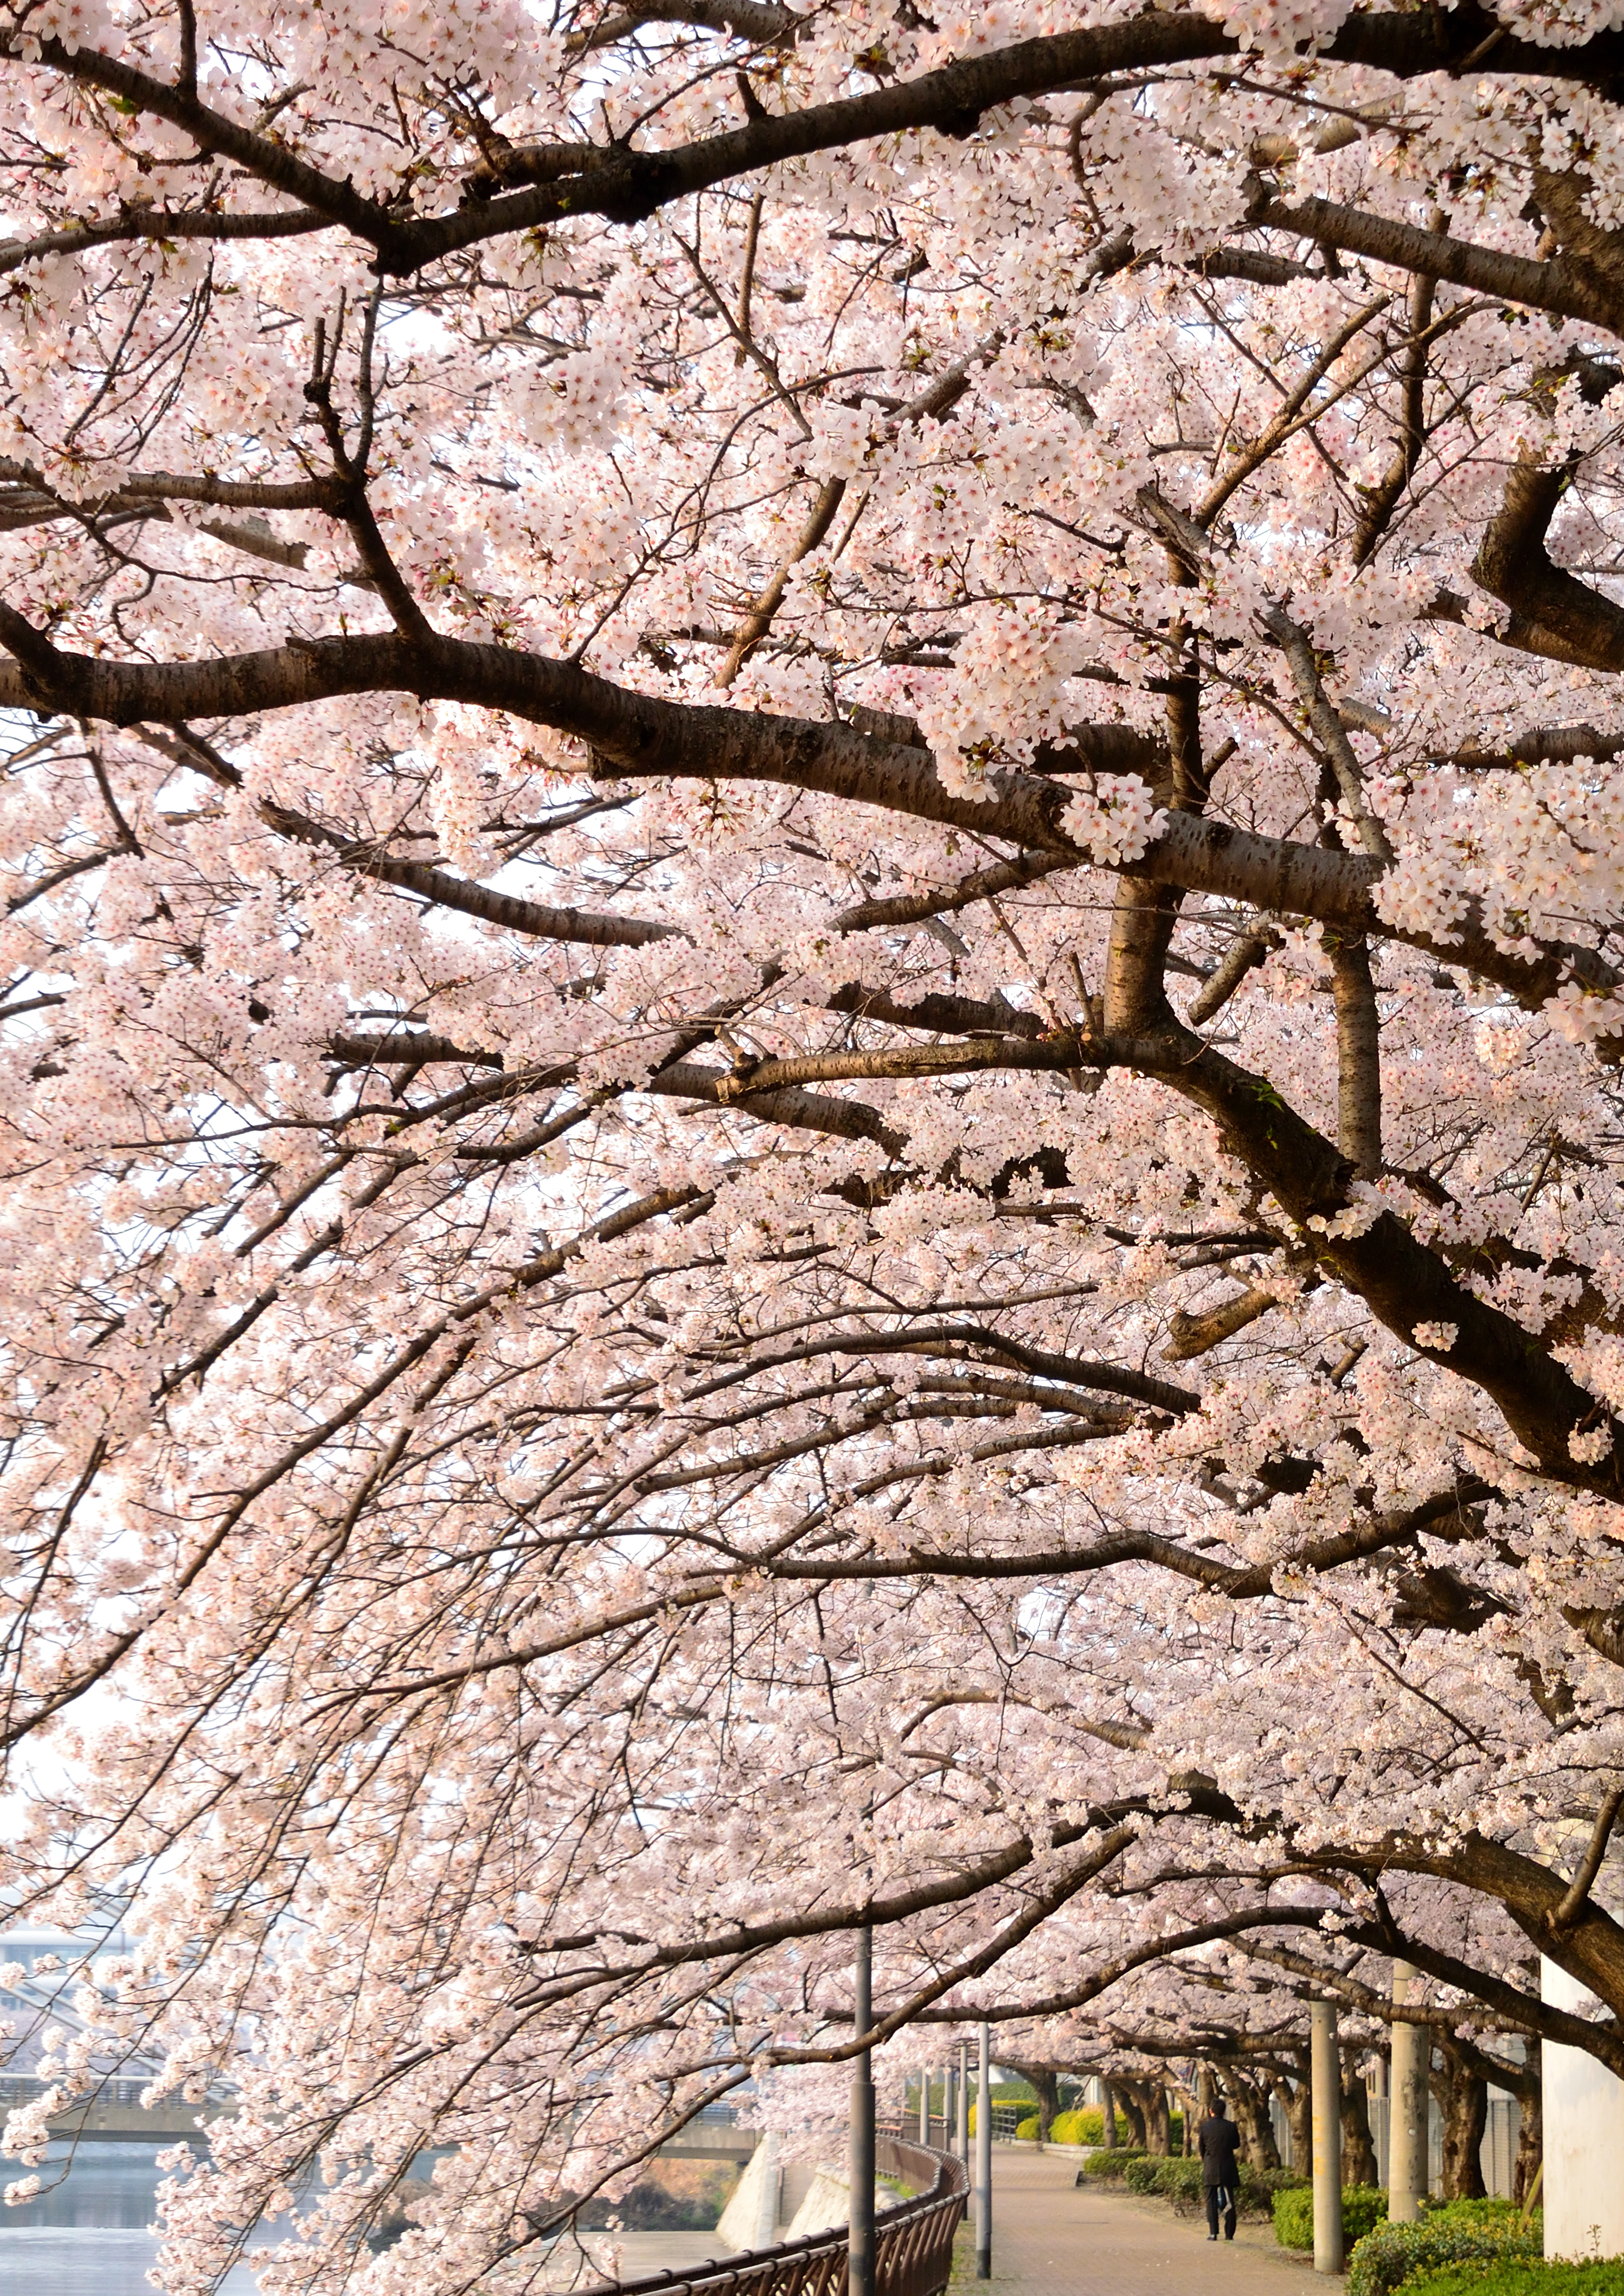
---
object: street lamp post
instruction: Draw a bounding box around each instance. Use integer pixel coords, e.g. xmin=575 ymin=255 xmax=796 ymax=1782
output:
xmin=975 ymin=2021 xmax=992 ymax=2280
xmin=849 ymin=1929 xmax=875 ymax=2296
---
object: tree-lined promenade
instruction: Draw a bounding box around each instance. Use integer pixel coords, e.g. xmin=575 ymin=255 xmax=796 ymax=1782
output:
xmin=2 ymin=0 xmax=1624 ymax=2288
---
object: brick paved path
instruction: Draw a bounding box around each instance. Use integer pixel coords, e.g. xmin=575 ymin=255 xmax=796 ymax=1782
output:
xmin=951 ymin=2147 xmax=1317 ymax=2296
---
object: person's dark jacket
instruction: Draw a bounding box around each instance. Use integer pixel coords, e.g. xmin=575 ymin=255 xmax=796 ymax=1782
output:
xmin=1197 ymin=2112 xmax=1241 ymax=2189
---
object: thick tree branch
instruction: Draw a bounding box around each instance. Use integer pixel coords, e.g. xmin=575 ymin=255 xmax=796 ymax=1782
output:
xmin=22 ymin=8 xmax=1624 ymax=280
xmin=1474 ymin=460 xmax=1624 ymax=671
xmin=1326 ymin=931 xmax=1383 ymax=1178
xmin=1097 ymin=1023 xmax=1624 ymax=1495
xmin=1550 ymin=1783 xmax=1624 ymax=1936
xmin=0 ymin=204 xmax=325 ymax=276
xmin=0 ymin=618 xmax=1614 ymax=1030
xmin=1353 ymin=263 xmax=1436 ymax=566
xmin=1255 ymin=192 xmax=1624 ymax=336
xmin=763 ymin=1483 xmax=1492 ymax=1591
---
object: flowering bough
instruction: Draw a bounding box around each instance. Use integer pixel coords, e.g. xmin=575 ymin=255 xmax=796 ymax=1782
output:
xmin=4 ymin=1 xmax=1624 ymax=2288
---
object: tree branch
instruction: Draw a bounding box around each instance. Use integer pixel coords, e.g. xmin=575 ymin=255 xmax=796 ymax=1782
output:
xmin=0 ymin=617 xmax=1614 ymax=1030
xmin=1550 ymin=1783 xmax=1624 ymax=1936
xmin=1255 ymin=191 xmax=1624 ymax=336
xmin=1326 ymin=931 xmax=1383 ymax=1178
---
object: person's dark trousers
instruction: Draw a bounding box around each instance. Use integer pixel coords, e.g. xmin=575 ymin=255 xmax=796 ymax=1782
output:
xmin=1204 ymin=2186 xmax=1236 ymax=2240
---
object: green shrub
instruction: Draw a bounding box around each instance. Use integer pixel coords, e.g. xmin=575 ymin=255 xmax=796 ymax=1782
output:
xmin=1082 ymin=2149 xmax=1148 ymax=2182
xmin=1241 ymin=2165 xmax=1308 ymax=2218
xmin=1404 ymin=2264 xmax=1624 ymax=2296
xmin=1247 ymin=2165 xmax=1310 ymax=2201
xmin=1345 ymin=2212 xmax=1542 ymax=2296
xmin=1107 ymin=2154 xmax=1293 ymax=2218
xmin=1275 ymin=2187 xmax=1315 ymax=2249
xmin=1275 ymin=2186 xmax=1388 ymax=2251
xmin=1345 ymin=2191 xmax=1391 ymax=2246
xmin=1158 ymin=2158 xmax=1206 ymax=2202
xmin=1015 ymin=2115 xmax=1040 ymax=2140
xmin=1045 ymin=2104 xmax=1187 ymax=2151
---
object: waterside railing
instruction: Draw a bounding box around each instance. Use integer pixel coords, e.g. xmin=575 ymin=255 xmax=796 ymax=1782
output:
xmin=593 ymin=2135 xmax=968 ymax=2296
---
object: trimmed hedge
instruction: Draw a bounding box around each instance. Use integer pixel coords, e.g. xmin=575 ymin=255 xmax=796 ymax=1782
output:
xmin=1015 ymin=2116 xmax=1040 ymax=2140
xmin=1046 ymin=2106 xmax=1185 ymax=2151
xmin=1247 ymin=2166 xmax=1312 ymax=2207
xmin=1049 ymin=2108 xmax=1103 ymax=2145
xmin=1082 ymin=2149 xmax=1149 ymax=2182
xmin=1119 ymin=2154 xmax=1305 ymax=2219
xmin=1346 ymin=2212 xmax=1542 ymax=2296
xmin=1405 ymin=2265 xmax=1624 ymax=2296
xmin=1426 ymin=2204 xmax=1536 ymax=2229
xmin=965 ymin=2092 xmax=1036 ymax=2137
xmin=1275 ymin=2186 xmax=1388 ymax=2251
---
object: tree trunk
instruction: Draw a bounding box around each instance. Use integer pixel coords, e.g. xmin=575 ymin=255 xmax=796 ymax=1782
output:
xmin=1103 ymin=2082 xmax=1120 ymax=2150
xmin=1514 ymin=2047 xmax=1542 ymax=2209
xmin=1144 ymin=2083 xmax=1171 ymax=2157
xmin=1001 ymin=2059 xmax=1062 ymax=2142
xmin=1230 ymin=2071 xmax=1282 ymax=2170
xmin=1341 ymin=2055 xmax=1380 ymax=2188
xmin=1437 ymin=2051 xmax=1488 ymax=2201
xmin=1273 ymin=2064 xmax=1312 ymax=2176
xmin=1116 ymin=2083 xmax=1149 ymax=2150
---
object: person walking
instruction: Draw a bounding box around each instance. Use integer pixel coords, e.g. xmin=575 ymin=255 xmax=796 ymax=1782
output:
xmin=1197 ymin=2095 xmax=1241 ymax=2241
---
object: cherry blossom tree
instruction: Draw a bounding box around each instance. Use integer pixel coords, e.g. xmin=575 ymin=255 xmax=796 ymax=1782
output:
xmin=4 ymin=0 xmax=1624 ymax=2287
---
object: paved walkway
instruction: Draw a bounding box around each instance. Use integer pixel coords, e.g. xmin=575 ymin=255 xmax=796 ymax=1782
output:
xmin=952 ymin=2148 xmax=1315 ymax=2296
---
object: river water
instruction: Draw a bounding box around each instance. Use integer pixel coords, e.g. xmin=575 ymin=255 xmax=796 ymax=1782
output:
xmin=0 ymin=2141 xmax=732 ymax=2293
xmin=0 ymin=2141 xmax=266 ymax=2294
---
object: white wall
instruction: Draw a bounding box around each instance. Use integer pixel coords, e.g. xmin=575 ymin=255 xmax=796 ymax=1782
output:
xmin=1542 ymin=1957 xmax=1624 ymax=2260
xmin=715 ymin=2132 xmax=779 ymax=2250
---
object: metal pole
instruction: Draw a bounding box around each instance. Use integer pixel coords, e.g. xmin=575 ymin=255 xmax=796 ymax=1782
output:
xmin=849 ymin=1929 xmax=875 ymax=2296
xmin=1389 ymin=1963 xmax=1427 ymax=2224
xmin=957 ymin=2040 xmax=970 ymax=2159
xmin=919 ymin=2066 xmax=930 ymax=2145
xmin=1311 ymin=2000 xmax=1344 ymax=2276
xmin=945 ymin=2060 xmax=957 ymax=2153
xmin=976 ymin=2021 xmax=992 ymax=2280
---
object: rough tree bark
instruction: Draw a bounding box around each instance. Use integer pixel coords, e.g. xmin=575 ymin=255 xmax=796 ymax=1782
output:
xmin=1004 ymin=2059 xmax=1062 ymax=2140
xmin=1436 ymin=2046 xmax=1489 ymax=2201
xmin=1341 ymin=2055 xmax=1381 ymax=2187
xmin=1229 ymin=2069 xmax=1283 ymax=2170
xmin=1515 ymin=2044 xmax=1543 ymax=2207
xmin=1116 ymin=2083 xmax=1150 ymax=2149
xmin=1273 ymin=2060 xmax=1313 ymax=2174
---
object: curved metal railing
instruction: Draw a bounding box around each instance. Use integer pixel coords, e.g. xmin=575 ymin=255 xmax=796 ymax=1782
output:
xmin=594 ymin=2135 xmax=968 ymax=2296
